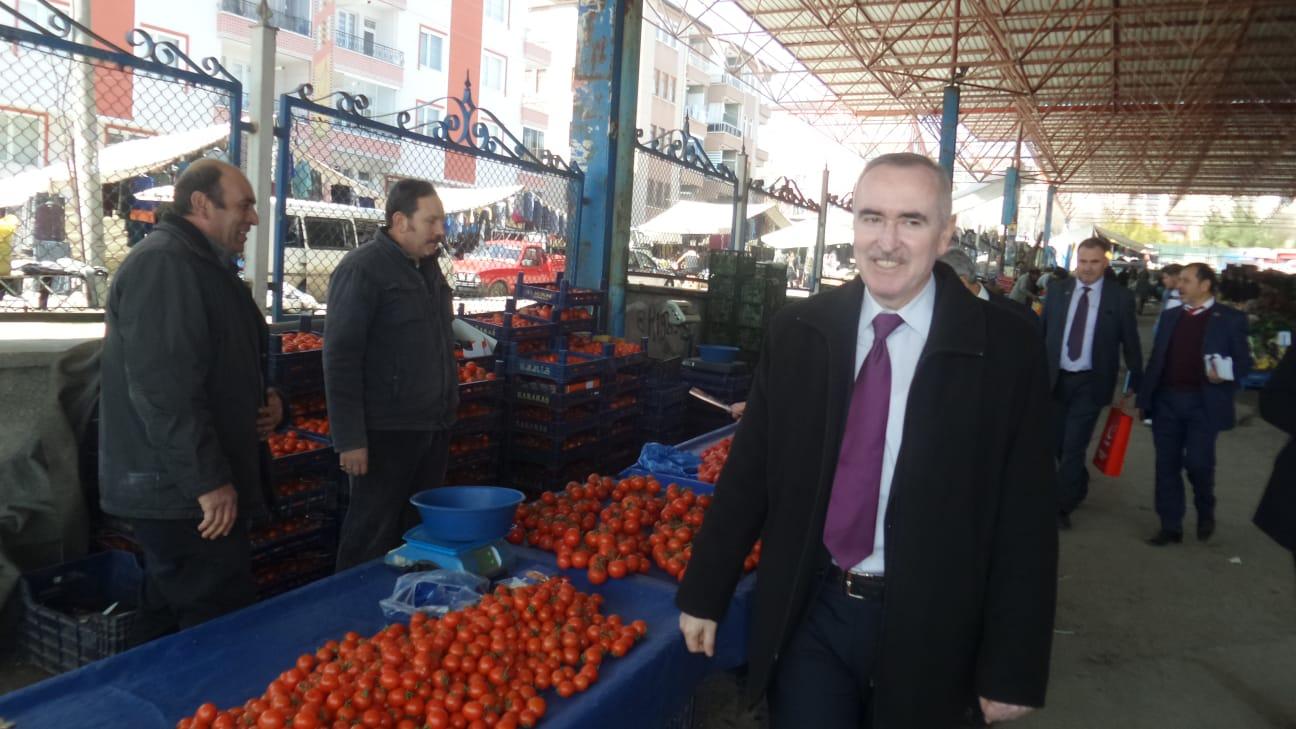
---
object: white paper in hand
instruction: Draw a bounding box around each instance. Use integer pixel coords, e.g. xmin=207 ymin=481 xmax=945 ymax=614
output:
xmin=1204 ymin=354 xmax=1234 ymax=382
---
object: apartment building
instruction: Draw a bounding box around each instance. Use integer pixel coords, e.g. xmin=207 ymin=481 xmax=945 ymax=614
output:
xmin=526 ymin=0 xmax=772 ymax=225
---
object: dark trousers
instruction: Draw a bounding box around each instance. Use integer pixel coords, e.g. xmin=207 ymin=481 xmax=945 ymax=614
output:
xmin=126 ymin=517 xmax=256 ymax=643
xmin=767 ymin=572 xmax=884 ymax=729
xmin=1053 ymin=371 xmax=1103 ymax=516
xmin=335 ymin=429 xmax=450 ymax=571
xmin=1152 ymin=390 xmax=1218 ymax=533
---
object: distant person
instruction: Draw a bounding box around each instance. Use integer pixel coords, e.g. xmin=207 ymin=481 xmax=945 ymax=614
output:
xmin=99 ymin=160 xmax=283 ymax=638
xmin=676 ymin=247 xmax=703 ymax=276
xmin=1009 ymin=267 xmax=1041 ymax=307
xmin=0 ymin=207 xmax=16 ymax=300
xmin=1159 ymin=264 xmax=1184 ymax=309
xmin=1040 ymin=237 xmax=1143 ymax=529
xmin=1253 ymin=348 xmax=1296 ymax=574
xmin=1135 ymin=266 xmax=1153 ymax=315
xmin=940 ymin=248 xmax=1034 ymax=319
xmin=1138 ymin=263 xmax=1250 ymax=545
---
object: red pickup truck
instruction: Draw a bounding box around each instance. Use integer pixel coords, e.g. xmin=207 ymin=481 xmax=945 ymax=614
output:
xmin=451 ymin=241 xmax=566 ymax=297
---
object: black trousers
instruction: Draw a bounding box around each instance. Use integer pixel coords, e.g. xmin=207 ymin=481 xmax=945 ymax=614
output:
xmin=126 ymin=517 xmax=256 ymax=643
xmin=1053 ymin=371 xmax=1103 ymax=516
xmin=767 ymin=572 xmax=884 ymax=729
xmin=335 ymin=429 xmax=450 ymax=571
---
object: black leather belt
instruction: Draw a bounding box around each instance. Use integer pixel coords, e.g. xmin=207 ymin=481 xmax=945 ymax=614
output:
xmin=824 ymin=564 xmax=885 ymax=601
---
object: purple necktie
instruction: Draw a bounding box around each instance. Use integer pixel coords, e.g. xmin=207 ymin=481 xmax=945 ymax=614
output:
xmin=823 ymin=312 xmax=904 ymax=568
xmin=1067 ymin=286 xmax=1091 ymax=361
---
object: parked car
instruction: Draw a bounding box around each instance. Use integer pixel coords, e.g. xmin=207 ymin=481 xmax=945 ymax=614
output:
xmin=451 ymin=240 xmax=565 ymax=297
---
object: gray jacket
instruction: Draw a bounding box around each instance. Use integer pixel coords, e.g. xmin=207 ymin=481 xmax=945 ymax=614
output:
xmin=323 ymin=228 xmax=458 ymax=451
xmin=99 ymin=215 xmax=271 ymax=521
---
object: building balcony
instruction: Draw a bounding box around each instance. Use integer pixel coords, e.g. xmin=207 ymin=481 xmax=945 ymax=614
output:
xmin=333 ymin=31 xmax=405 ymax=87
xmin=707 ymin=120 xmax=743 ymax=138
xmin=219 ymin=0 xmax=312 ymax=37
xmin=217 ymin=2 xmax=315 ymax=59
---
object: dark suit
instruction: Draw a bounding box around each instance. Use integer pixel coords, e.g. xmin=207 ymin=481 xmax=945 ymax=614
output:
xmin=1253 ymin=349 xmax=1296 ymax=558
xmin=677 ymin=263 xmax=1058 ymax=728
xmin=1040 ymin=276 xmax=1143 ymax=516
xmin=1136 ymin=302 xmax=1250 ymax=532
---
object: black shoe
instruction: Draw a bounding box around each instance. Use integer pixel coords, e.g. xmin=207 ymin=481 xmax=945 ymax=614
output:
xmin=1058 ymin=513 xmax=1073 ymax=530
xmin=1197 ymin=518 xmax=1216 ymax=541
xmin=1147 ymin=530 xmax=1183 ymax=546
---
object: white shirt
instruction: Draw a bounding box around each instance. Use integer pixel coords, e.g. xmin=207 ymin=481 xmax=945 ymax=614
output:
xmin=975 ymin=284 xmax=990 ymax=301
xmin=1165 ymin=289 xmax=1182 ymax=310
xmin=847 ymin=274 xmax=936 ymax=575
xmin=1060 ymin=276 xmax=1104 ymax=372
xmin=1185 ymin=297 xmax=1214 ymax=315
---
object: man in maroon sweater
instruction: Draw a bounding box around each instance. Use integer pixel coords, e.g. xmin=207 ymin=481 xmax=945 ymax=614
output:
xmin=1136 ymin=263 xmax=1251 ymax=545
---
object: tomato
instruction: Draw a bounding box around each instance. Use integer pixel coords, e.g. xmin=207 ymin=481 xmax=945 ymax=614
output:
xmin=256 ymin=710 xmax=287 ymax=729
xmin=290 ymin=710 xmax=321 ymax=729
xmin=360 ymin=708 xmax=385 ymax=728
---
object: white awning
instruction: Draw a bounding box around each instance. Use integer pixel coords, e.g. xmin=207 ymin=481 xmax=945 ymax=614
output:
xmin=0 ymin=124 xmax=232 ymax=208
xmin=135 ymin=183 xmax=524 ymax=218
xmin=635 ymin=200 xmax=789 ymax=236
xmin=436 ymin=184 xmax=524 ymax=214
xmin=759 ymin=207 xmax=854 ymax=249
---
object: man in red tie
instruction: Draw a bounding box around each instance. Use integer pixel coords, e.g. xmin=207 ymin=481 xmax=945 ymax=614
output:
xmin=1136 ymin=263 xmax=1250 ymax=545
xmin=677 ymin=154 xmax=1058 ymax=728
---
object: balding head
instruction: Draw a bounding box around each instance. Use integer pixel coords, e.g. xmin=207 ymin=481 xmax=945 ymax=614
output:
xmin=173 ymin=159 xmax=258 ymax=255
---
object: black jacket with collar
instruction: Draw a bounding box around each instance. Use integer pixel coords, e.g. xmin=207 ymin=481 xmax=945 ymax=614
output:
xmin=323 ymin=228 xmax=458 ymax=451
xmin=99 ymin=215 xmax=272 ymax=521
xmin=677 ymin=262 xmax=1059 ymax=727
xmin=1041 ymin=276 xmax=1144 ymax=403
xmin=1254 ymin=348 xmax=1296 ymax=552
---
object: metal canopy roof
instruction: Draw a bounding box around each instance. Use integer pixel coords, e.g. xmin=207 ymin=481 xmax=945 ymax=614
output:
xmin=732 ymin=0 xmax=1296 ymax=197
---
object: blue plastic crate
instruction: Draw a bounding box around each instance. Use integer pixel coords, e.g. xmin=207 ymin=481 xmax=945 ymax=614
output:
xmin=458 ymin=378 xmax=504 ymax=402
xmin=512 ymin=408 xmax=602 ymax=437
xmin=508 ymin=350 xmax=607 ymax=383
xmin=509 ymin=433 xmax=603 ymax=466
xmin=511 ymin=381 xmax=604 ymax=409
xmin=448 ymin=444 xmax=501 ymax=471
xmin=19 ymin=550 xmax=142 ymax=674
xmin=675 ymin=422 xmax=739 ymax=454
xmin=516 ymin=276 xmax=607 ymax=306
xmin=453 ymin=411 xmax=503 ymax=435
xmin=459 ymin=312 xmax=558 ymax=341
xmin=267 ymin=316 xmax=325 ymax=394
xmin=270 ymin=430 xmax=336 ymax=478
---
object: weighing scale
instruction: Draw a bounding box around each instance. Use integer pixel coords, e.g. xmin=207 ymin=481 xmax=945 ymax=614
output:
xmin=384 ymin=525 xmax=515 ymax=578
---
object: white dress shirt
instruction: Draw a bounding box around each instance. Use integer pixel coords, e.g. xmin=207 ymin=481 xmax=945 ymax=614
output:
xmin=846 ymin=274 xmax=936 ymax=575
xmin=976 ymin=284 xmax=990 ymax=301
xmin=1060 ymin=275 xmax=1104 ymax=372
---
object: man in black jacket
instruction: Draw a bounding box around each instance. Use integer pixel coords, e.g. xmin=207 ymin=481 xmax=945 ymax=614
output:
xmin=324 ymin=179 xmax=459 ymax=570
xmin=1253 ymin=348 xmax=1296 ymax=572
xmin=1040 ymin=237 xmax=1143 ymax=529
xmin=100 ymin=159 xmax=283 ymax=636
xmin=677 ymin=154 xmax=1057 ymax=728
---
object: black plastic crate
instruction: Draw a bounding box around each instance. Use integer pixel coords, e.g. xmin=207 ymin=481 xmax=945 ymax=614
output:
xmin=515 ymin=274 xmax=607 ymax=306
xmin=511 ymin=379 xmax=604 ymax=409
xmin=19 ymin=550 xmax=142 ymax=673
xmin=251 ymin=515 xmax=338 ymax=562
xmin=512 ymin=406 xmax=602 ymax=437
xmin=453 ymin=410 xmax=504 ymax=435
xmin=458 ymin=311 xmax=558 ymax=342
xmin=459 ymin=377 xmax=504 ymax=402
xmin=509 ymin=432 xmax=603 ymax=466
xmin=508 ymin=350 xmax=607 ymax=383
xmin=448 ymin=443 xmax=501 ymax=471
xmin=644 ymin=381 xmax=690 ymax=409
xmin=267 ymin=316 xmax=326 ymax=394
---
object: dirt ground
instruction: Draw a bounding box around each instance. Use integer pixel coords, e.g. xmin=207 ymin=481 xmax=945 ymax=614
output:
xmin=4 ymin=312 xmax=1295 ymax=728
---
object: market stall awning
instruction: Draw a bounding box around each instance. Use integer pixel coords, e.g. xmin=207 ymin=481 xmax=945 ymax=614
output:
xmin=1094 ymin=225 xmax=1149 ymax=254
xmin=759 ymin=207 xmax=854 ymax=249
xmin=635 ymin=201 xmax=788 ymax=236
xmin=0 ymin=124 xmax=231 ymax=208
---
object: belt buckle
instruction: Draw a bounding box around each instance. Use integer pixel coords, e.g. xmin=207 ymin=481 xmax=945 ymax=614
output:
xmin=842 ymin=571 xmax=869 ymax=600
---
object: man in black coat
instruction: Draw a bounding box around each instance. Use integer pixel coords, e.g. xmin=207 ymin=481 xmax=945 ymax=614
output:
xmin=1040 ymin=237 xmax=1143 ymax=529
xmin=100 ymin=160 xmax=283 ymax=636
xmin=677 ymin=154 xmax=1057 ymax=728
xmin=1253 ymin=348 xmax=1296 ymax=572
xmin=324 ymin=179 xmax=459 ymax=570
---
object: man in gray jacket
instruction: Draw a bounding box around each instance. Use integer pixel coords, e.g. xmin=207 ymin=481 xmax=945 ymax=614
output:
xmin=325 ymin=179 xmax=458 ymax=570
xmin=100 ymin=159 xmax=283 ymax=637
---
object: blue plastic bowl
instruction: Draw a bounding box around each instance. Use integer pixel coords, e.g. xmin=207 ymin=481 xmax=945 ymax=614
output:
xmin=697 ymin=344 xmax=740 ymax=363
xmin=409 ymin=486 xmax=525 ymax=543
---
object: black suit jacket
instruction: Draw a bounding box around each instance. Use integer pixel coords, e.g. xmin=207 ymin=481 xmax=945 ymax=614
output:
xmin=1040 ymin=277 xmax=1143 ymax=403
xmin=677 ymin=262 xmax=1058 ymax=727
xmin=1253 ymin=348 xmax=1296 ymax=552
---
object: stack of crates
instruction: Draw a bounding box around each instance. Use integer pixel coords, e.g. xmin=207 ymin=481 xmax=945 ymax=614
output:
xmin=640 ymin=357 xmax=688 ymax=444
xmin=593 ymin=335 xmax=649 ymax=473
xmin=262 ymin=315 xmax=340 ymax=599
xmin=705 ymin=251 xmax=787 ymax=357
xmin=446 ymin=352 xmax=505 ymax=486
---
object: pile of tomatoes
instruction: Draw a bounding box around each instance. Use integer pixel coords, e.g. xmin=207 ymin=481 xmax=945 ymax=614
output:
xmin=273 ymin=476 xmax=328 ymax=501
xmin=291 ymin=394 xmax=327 ymax=415
xmin=459 ymin=362 xmax=496 ymax=384
xmin=508 ymin=473 xmax=759 ymax=586
xmin=279 ymin=332 xmax=324 ymax=353
xmin=562 ymin=336 xmax=641 ymax=359
xmin=456 ymin=402 xmax=495 ymax=419
xmin=450 ymin=434 xmax=494 ymax=458
xmin=269 ymin=431 xmax=325 ymax=458
xmin=294 ymin=416 xmax=331 ymax=437
xmin=474 ymin=313 xmax=545 ymax=329
xmin=249 ymin=515 xmax=324 ymax=549
xmin=517 ymin=304 xmax=593 ymax=324
xmin=696 ymin=437 xmax=732 ymax=484
xmin=175 ymin=578 xmax=644 ymax=729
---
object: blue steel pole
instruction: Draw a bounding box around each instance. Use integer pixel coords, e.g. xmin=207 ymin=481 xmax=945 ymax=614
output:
xmin=271 ymin=95 xmax=293 ymax=322
xmin=1042 ymin=183 xmax=1056 ymax=266
xmin=938 ymin=84 xmax=959 ymax=181
xmin=999 ymin=167 xmax=1019 ymax=275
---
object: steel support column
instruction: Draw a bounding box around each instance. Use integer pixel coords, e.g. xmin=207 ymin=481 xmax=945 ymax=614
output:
xmin=938 ymin=84 xmax=960 ymax=181
xmin=571 ymin=0 xmax=642 ymax=336
xmin=731 ymin=151 xmax=750 ymax=251
xmin=810 ymin=167 xmax=829 ymax=293
xmin=999 ymin=167 xmax=1019 ymax=274
xmin=1042 ymin=184 xmax=1057 ymax=245
xmin=246 ymin=1 xmax=278 ymax=315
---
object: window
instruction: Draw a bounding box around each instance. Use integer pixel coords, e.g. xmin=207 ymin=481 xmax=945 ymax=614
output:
xmin=0 ymin=111 xmax=43 ymax=167
xmin=336 ymin=10 xmax=357 ymax=39
xmin=416 ymin=105 xmax=442 ymax=131
xmin=522 ymin=127 xmax=544 ymax=157
xmin=653 ymin=70 xmax=676 ymax=102
xmin=418 ymin=29 xmax=444 ymax=70
xmin=354 ymin=220 xmax=379 ymax=244
xmin=524 ymin=66 xmax=545 ymax=94
xmin=482 ymin=53 xmax=506 ymax=93
xmin=654 ymin=27 xmax=678 ymax=48
xmin=356 ymin=171 xmax=373 ymax=183
xmin=303 ymin=217 xmax=354 ymax=250
xmin=484 ymin=0 xmax=508 ymax=23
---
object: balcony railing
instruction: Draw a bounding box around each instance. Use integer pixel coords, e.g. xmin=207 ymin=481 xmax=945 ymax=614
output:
xmin=707 ymin=121 xmax=743 ymax=138
xmin=220 ymin=0 xmax=312 ymax=37
xmin=335 ymin=30 xmax=404 ymax=66
xmin=687 ymin=50 xmax=716 ymax=72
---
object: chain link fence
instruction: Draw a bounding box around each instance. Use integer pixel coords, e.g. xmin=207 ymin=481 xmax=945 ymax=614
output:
xmin=0 ymin=2 xmax=243 ymax=312
xmin=272 ymin=85 xmax=581 ymax=318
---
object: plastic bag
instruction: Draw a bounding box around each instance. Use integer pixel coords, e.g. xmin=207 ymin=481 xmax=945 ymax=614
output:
xmin=1092 ymin=408 xmax=1133 ymax=477
xmin=379 ymin=569 xmax=489 ymax=621
xmin=634 ymin=442 xmax=700 ymax=477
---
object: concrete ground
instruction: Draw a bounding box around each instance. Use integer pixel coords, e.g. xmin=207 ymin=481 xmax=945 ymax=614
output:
xmin=4 ymin=312 xmax=1295 ymax=728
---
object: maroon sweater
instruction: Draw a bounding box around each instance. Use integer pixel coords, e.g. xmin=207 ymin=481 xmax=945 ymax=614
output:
xmin=1165 ymin=308 xmax=1210 ymax=391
